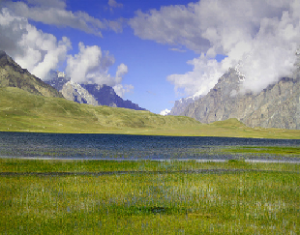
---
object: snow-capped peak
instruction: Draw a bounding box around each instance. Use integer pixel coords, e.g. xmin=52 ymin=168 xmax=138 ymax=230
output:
xmin=235 ymin=54 xmax=250 ymax=82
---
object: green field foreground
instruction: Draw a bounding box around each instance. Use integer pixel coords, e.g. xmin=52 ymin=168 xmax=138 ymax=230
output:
xmin=1 ymin=159 xmax=300 ymax=234
xmin=1 ymin=87 xmax=300 ymax=139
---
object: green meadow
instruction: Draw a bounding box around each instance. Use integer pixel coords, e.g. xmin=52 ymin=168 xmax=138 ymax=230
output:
xmin=1 ymin=87 xmax=300 ymax=139
xmin=1 ymin=159 xmax=300 ymax=234
xmin=1 ymin=87 xmax=300 ymax=234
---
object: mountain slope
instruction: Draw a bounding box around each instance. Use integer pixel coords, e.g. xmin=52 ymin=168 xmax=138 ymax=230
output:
xmin=0 ymin=50 xmax=63 ymax=98
xmin=0 ymin=87 xmax=202 ymax=135
xmin=169 ymin=96 xmax=201 ymax=116
xmin=182 ymin=67 xmax=300 ymax=129
xmin=1 ymin=87 xmax=300 ymax=138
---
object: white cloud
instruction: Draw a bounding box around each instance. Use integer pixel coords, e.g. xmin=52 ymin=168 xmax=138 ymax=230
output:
xmin=108 ymin=0 xmax=123 ymax=8
xmin=31 ymin=36 xmax=71 ymax=80
xmin=0 ymin=8 xmax=71 ymax=80
xmin=239 ymin=15 xmax=299 ymax=93
xmin=130 ymin=0 xmax=300 ymax=96
xmin=113 ymin=84 xmax=133 ymax=97
xmin=4 ymin=1 xmax=123 ymax=36
xmin=66 ymin=42 xmax=130 ymax=92
xmin=115 ymin=63 xmax=128 ymax=83
xmin=159 ymin=109 xmax=171 ymax=116
xmin=0 ymin=7 xmax=130 ymax=95
xmin=168 ymin=53 xmax=226 ymax=96
xmin=129 ymin=5 xmax=210 ymax=53
xmin=0 ymin=7 xmax=129 ymax=95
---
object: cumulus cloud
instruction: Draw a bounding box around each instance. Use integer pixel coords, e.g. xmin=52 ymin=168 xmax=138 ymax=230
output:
xmin=66 ymin=42 xmax=130 ymax=91
xmin=115 ymin=63 xmax=128 ymax=83
xmin=0 ymin=7 xmax=131 ymax=95
xmin=129 ymin=5 xmax=210 ymax=53
xmin=113 ymin=84 xmax=133 ymax=97
xmin=4 ymin=0 xmax=123 ymax=35
xmin=159 ymin=109 xmax=171 ymax=116
xmin=0 ymin=8 xmax=71 ymax=80
xmin=130 ymin=0 xmax=300 ymax=96
xmin=168 ymin=54 xmax=227 ymax=97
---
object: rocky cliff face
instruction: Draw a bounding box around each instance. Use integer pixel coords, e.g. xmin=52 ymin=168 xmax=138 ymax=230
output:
xmin=0 ymin=50 xmax=63 ymax=98
xmin=61 ymin=82 xmax=98 ymax=105
xmin=80 ymin=84 xmax=146 ymax=110
xmin=169 ymin=96 xmax=201 ymax=116
xmin=182 ymin=67 xmax=300 ymax=129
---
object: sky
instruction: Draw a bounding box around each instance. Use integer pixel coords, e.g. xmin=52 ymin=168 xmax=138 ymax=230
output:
xmin=0 ymin=0 xmax=300 ymax=114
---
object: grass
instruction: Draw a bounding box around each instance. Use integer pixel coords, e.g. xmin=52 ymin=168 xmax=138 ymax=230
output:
xmin=1 ymin=87 xmax=300 ymax=138
xmin=1 ymin=158 xmax=300 ymax=172
xmin=1 ymin=159 xmax=300 ymax=234
xmin=220 ymin=146 xmax=300 ymax=155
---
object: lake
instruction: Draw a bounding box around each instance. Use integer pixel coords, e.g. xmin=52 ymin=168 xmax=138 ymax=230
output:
xmin=1 ymin=132 xmax=300 ymax=162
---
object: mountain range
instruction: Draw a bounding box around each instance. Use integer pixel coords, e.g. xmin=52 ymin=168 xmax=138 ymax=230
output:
xmin=3 ymin=47 xmax=300 ymax=131
xmin=45 ymin=72 xmax=146 ymax=111
xmin=0 ymin=50 xmax=145 ymax=111
xmin=180 ymin=62 xmax=300 ymax=129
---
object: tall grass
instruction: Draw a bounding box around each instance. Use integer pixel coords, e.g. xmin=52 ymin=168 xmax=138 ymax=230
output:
xmin=1 ymin=158 xmax=300 ymax=172
xmin=1 ymin=159 xmax=300 ymax=234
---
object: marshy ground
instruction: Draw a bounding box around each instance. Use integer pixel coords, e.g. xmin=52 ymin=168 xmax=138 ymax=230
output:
xmin=1 ymin=159 xmax=299 ymax=234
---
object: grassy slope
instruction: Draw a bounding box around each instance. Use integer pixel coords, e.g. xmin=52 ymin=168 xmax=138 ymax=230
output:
xmin=1 ymin=87 xmax=300 ymax=138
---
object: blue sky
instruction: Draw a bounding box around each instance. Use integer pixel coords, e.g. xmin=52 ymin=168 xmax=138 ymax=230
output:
xmin=1 ymin=0 xmax=299 ymax=114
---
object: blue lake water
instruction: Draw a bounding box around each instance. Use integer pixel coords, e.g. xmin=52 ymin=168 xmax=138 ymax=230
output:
xmin=1 ymin=132 xmax=300 ymax=161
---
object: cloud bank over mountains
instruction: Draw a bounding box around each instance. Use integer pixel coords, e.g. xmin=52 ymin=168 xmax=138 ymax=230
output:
xmin=0 ymin=1 xmax=131 ymax=97
xmin=0 ymin=8 xmax=71 ymax=80
xmin=65 ymin=43 xmax=130 ymax=97
xmin=130 ymin=0 xmax=300 ymax=96
xmin=1 ymin=0 xmax=300 ymax=105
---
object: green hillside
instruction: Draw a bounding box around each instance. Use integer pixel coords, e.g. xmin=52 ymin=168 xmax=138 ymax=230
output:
xmin=0 ymin=50 xmax=63 ymax=98
xmin=1 ymin=87 xmax=300 ymax=138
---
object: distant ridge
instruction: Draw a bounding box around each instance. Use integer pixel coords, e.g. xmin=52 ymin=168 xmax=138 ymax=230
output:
xmin=46 ymin=72 xmax=146 ymax=111
xmin=81 ymin=83 xmax=146 ymax=110
xmin=0 ymin=50 xmax=63 ymax=98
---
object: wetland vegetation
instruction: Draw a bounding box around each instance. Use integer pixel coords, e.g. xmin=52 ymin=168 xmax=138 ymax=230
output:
xmin=1 ymin=159 xmax=300 ymax=234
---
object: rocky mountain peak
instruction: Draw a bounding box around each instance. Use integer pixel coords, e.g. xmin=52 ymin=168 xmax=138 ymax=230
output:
xmin=0 ymin=50 xmax=63 ymax=98
xmin=169 ymin=95 xmax=202 ymax=116
xmin=61 ymin=81 xmax=98 ymax=105
xmin=181 ymin=65 xmax=300 ymax=129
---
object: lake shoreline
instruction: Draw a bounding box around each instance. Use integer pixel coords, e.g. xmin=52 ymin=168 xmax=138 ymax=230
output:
xmin=1 ymin=156 xmax=300 ymax=164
